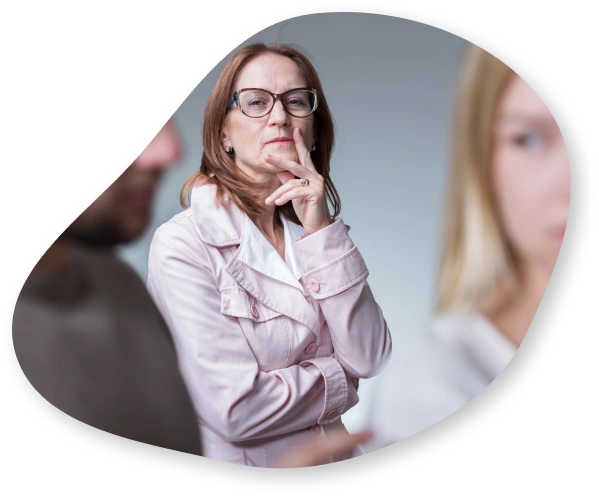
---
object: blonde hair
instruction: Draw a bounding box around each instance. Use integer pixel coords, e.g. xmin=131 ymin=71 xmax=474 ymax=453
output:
xmin=436 ymin=44 xmax=520 ymax=314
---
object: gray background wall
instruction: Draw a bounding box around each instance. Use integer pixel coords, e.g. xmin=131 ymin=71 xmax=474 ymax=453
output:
xmin=119 ymin=13 xmax=466 ymax=433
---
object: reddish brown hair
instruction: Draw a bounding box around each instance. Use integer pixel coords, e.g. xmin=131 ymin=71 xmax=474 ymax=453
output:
xmin=180 ymin=40 xmax=340 ymax=225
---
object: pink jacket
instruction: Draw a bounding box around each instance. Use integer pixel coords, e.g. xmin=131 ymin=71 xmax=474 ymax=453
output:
xmin=147 ymin=183 xmax=392 ymax=467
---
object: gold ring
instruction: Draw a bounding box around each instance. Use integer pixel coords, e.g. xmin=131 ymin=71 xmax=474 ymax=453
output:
xmin=299 ymin=178 xmax=310 ymax=187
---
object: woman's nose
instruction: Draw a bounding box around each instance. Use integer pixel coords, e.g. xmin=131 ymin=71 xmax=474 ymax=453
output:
xmin=268 ymin=100 xmax=290 ymax=126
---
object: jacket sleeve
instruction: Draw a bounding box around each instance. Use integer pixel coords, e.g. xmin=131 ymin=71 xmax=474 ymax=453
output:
xmin=292 ymin=218 xmax=392 ymax=379
xmin=146 ymin=220 xmax=358 ymax=444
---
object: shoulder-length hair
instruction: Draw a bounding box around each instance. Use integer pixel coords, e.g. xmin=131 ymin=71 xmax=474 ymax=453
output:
xmin=436 ymin=44 xmax=519 ymax=315
xmin=180 ymin=39 xmax=340 ymax=225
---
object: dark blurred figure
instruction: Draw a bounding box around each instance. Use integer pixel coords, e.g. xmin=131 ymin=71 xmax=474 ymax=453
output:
xmin=12 ymin=121 xmax=203 ymax=455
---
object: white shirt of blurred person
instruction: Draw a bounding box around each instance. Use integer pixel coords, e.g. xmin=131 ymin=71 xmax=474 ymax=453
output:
xmin=12 ymin=117 xmax=372 ymax=467
xmin=367 ymin=44 xmax=570 ymax=450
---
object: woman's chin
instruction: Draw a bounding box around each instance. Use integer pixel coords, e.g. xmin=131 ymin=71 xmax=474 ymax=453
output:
xmin=258 ymin=160 xmax=296 ymax=174
xmin=266 ymin=150 xmax=300 ymax=163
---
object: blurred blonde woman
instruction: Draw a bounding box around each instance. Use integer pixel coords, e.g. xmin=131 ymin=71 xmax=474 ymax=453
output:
xmin=367 ymin=43 xmax=570 ymax=448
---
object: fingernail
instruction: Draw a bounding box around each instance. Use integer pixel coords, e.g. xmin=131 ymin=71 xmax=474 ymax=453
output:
xmin=265 ymin=196 xmax=271 ymax=203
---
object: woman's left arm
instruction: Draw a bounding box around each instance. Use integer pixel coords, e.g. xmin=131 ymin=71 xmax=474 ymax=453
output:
xmin=292 ymin=218 xmax=392 ymax=379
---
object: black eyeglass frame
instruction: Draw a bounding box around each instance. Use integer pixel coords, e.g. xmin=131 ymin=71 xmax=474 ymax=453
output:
xmin=226 ymin=87 xmax=319 ymax=118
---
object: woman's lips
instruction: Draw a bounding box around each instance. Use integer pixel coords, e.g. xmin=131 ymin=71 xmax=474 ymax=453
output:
xmin=266 ymin=137 xmax=294 ymax=145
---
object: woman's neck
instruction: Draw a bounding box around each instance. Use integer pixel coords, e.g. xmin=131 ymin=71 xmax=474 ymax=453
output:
xmin=251 ymin=205 xmax=284 ymax=247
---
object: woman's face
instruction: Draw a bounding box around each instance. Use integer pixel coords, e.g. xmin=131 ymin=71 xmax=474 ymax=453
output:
xmin=222 ymin=53 xmax=316 ymax=182
xmin=492 ymin=75 xmax=570 ymax=274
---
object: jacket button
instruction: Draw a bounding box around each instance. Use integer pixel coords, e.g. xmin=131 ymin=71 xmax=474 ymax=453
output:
xmin=310 ymin=424 xmax=322 ymax=435
xmin=250 ymin=304 xmax=259 ymax=319
xmin=325 ymin=409 xmax=339 ymax=420
xmin=305 ymin=342 xmax=317 ymax=355
xmin=309 ymin=279 xmax=320 ymax=292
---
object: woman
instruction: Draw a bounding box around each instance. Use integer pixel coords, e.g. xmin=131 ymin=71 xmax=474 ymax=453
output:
xmin=147 ymin=41 xmax=392 ymax=467
xmin=367 ymin=44 xmax=570 ymax=449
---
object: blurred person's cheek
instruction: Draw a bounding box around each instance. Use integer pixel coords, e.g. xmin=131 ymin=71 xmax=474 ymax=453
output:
xmin=492 ymin=130 xmax=569 ymax=271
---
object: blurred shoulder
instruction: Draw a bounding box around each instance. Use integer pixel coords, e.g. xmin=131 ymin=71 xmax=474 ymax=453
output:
xmin=76 ymin=246 xmax=141 ymax=282
xmin=424 ymin=312 xmax=497 ymax=343
xmin=391 ymin=312 xmax=500 ymax=371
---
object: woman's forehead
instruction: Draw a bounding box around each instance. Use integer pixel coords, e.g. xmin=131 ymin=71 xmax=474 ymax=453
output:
xmin=494 ymin=77 xmax=557 ymax=133
xmin=235 ymin=54 xmax=307 ymax=92
xmin=498 ymin=75 xmax=552 ymax=119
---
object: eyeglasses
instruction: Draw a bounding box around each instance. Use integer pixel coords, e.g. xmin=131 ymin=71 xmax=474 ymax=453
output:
xmin=226 ymin=87 xmax=318 ymax=118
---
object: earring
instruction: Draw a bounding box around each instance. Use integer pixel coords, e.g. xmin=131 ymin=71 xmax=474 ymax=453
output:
xmin=225 ymin=145 xmax=232 ymax=153
xmin=311 ymin=144 xmax=316 ymax=152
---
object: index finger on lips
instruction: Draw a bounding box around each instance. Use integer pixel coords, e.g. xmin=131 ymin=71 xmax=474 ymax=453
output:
xmin=263 ymin=153 xmax=315 ymax=180
xmin=293 ymin=127 xmax=316 ymax=172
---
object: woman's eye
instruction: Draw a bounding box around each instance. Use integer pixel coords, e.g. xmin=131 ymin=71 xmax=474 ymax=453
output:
xmin=286 ymin=98 xmax=307 ymax=107
xmin=248 ymin=99 xmax=267 ymax=107
xmin=514 ymin=133 xmax=545 ymax=149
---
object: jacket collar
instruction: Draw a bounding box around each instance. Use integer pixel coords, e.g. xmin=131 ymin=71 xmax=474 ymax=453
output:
xmin=191 ymin=183 xmax=245 ymax=247
xmin=190 ymin=183 xmax=305 ymax=251
xmin=237 ymin=215 xmax=306 ymax=293
xmin=191 ymin=183 xmax=320 ymax=335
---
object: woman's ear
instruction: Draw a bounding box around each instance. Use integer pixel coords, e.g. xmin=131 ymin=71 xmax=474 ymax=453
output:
xmin=221 ymin=128 xmax=231 ymax=149
xmin=221 ymin=127 xmax=234 ymax=154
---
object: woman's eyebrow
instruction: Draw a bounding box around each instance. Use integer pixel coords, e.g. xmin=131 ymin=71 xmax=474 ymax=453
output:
xmin=496 ymin=113 xmax=557 ymax=127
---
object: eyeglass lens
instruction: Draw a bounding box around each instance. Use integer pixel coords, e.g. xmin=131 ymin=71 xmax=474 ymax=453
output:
xmin=239 ymin=89 xmax=315 ymax=117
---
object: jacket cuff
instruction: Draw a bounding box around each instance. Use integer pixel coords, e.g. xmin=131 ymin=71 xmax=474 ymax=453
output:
xmin=292 ymin=218 xmax=354 ymax=273
xmin=300 ymin=357 xmax=358 ymax=425
xmin=301 ymin=246 xmax=369 ymax=300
